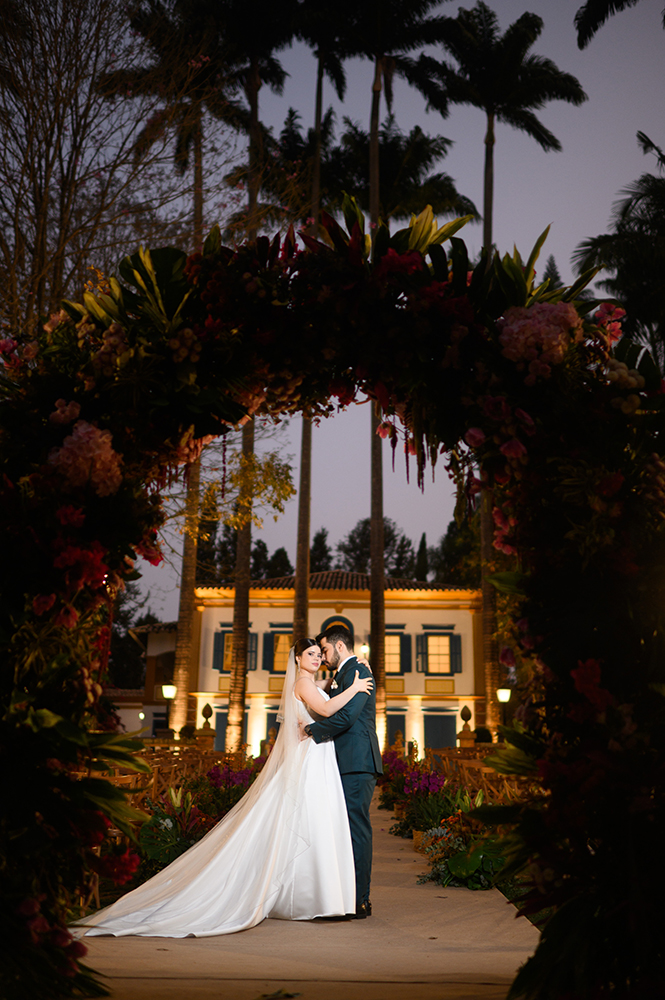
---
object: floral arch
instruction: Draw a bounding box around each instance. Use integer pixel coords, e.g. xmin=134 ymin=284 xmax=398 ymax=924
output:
xmin=2 ymin=200 xmax=665 ymax=998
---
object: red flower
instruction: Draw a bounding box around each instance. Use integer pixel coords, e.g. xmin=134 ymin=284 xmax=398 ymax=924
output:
xmin=598 ymin=472 xmax=624 ymax=498
xmin=374 ymin=248 xmax=424 ymax=279
xmin=500 ymin=438 xmax=528 ymax=459
xmin=571 ymin=659 xmax=615 ymax=711
xmin=55 ymin=505 xmax=85 ymax=527
xmin=373 ymin=382 xmax=391 ymax=411
xmin=500 ymin=646 xmax=516 ymax=668
xmin=55 ymin=606 xmax=79 ymax=629
xmin=92 ymin=849 xmax=141 ymax=885
xmin=32 ymin=594 xmax=56 ymax=616
xmin=464 ymin=427 xmax=486 ymax=448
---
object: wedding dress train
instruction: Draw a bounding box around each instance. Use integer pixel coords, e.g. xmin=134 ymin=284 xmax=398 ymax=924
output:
xmin=75 ymin=661 xmax=355 ymax=937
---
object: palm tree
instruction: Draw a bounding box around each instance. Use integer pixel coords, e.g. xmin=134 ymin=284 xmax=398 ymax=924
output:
xmin=227 ymin=420 xmax=254 ymax=751
xmin=293 ymin=415 xmax=312 ymax=647
xmin=296 ymin=0 xmax=359 ymax=232
xmin=328 ymin=114 xmax=477 ymax=221
xmin=351 ymin=0 xmax=448 ymax=228
xmin=575 ymin=0 xmax=665 ymax=48
xmin=370 ymin=406 xmax=386 ymax=750
xmin=98 ymin=0 xmax=248 ymax=248
xmin=212 ymin=0 xmax=297 ymax=240
xmin=409 ymin=0 xmax=587 ymax=251
xmin=573 ymin=133 xmax=665 ymax=369
xmin=171 ymin=456 xmax=202 ymax=736
xmin=349 ymin=1 xmax=449 ymax=748
xmin=405 ymin=1 xmax=586 ymax=736
xmin=100 ymin=2 xmax=249 ymax=737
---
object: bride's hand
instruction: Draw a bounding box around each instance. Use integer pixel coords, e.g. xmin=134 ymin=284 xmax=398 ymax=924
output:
xmin=351 ymin=669 xmax=374 ymax=695
xmin=357 ymin=657 xmax=373 ymax=674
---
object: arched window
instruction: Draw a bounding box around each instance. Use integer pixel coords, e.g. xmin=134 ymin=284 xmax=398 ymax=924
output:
xmin=318 ymin=615 xmax=355 ymax=642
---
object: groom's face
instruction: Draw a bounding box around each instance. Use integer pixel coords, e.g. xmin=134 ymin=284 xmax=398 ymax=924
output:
xmin=320 ymin=638 xmax=341 ymax=671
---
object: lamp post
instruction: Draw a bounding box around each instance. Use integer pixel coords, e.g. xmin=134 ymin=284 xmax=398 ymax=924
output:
xmin=162 ymin=684 xmax=176 ymax=736
xmin=496 ymin=687 xmax=512 ymax=735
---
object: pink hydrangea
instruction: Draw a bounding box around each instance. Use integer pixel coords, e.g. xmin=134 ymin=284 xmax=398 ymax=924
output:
xmin=498 ymin=302 xmax=584 ymax=385
xmin=48 ymin=421 xmax=122 ymax=496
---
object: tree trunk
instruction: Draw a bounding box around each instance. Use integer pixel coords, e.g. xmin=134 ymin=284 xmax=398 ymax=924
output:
xmin=171 ymin=455 xmax=201 ymax=736
xmin=193 ymin=109 xmax=204 ymax=250
xmin=310 ymin=54 xmax=324 ymax=235
xmin=483 ymin=111 xmax=495 ymax=253
xmin=246 ymin=59 xmax=262 ymax=241
xmin=370 ymin=406 xmax=386 ymax=750
xmin=293 ymin=415 xmax=312 ymax=646
xmin=481 ymin=487 xmax=501 ymax=737
xmin=369 ymin=55 xmax=383 ymax=227
xmin=226 ymin=420 xmax=254 ymax=752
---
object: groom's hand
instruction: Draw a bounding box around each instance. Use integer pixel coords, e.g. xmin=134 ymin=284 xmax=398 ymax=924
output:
xmin=298 ymin=721 xmax=311 ymax=741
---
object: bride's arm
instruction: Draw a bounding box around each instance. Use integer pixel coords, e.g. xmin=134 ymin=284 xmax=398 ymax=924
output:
xmin=294 ymin=671 xmax=373 ymax=718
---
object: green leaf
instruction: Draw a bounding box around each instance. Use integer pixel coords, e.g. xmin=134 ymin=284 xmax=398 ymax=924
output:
xmin=470 ymin=804 xmax=523 ymax=825
xmin=30 ymin=708 xmax=62 ymax=729
xmin=524 ymin=225 xmax=551 ymax=288
xmin=487 ymin=571 xmax=529 ymax=595
xmin=450 ymin=237 xmax=469 ymax=296
xmin=448 ymin=849 xmax=482 ymax=877
xmin=427 ymin=243 xmax=448 ymax=280
xmin=372 ymin=221 xmax=391 ymax=263
xmin=342 ymin=192 xmax=365 ymax=238
xmin=407 ymin=204 xmax=434 ymax=252
xmin=203 ymin=224 xmax=222 ymax=256
xmin=561 ymin=265 xmax=599 ymax=302
xmin=429 ymin=214 xmax=473 ymax=246
xmin=61 ymin=299 xmax=87 ymax=322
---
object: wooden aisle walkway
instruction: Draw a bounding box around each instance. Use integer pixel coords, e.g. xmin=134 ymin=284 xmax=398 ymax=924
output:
xmin=81 ymin=795 xmax=539 ymax=1000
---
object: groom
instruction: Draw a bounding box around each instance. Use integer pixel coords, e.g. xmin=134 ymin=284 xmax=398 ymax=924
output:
xmin=301 ymin=626 xmax=383 ymax=918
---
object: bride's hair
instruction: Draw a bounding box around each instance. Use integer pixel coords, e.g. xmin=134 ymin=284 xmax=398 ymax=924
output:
xmin=293 ymin=637 xmax=320 ymax=659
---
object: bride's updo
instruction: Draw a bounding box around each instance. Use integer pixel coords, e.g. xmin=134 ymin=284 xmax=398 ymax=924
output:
xmin=293 ymin=637 xmax=319 ymax=660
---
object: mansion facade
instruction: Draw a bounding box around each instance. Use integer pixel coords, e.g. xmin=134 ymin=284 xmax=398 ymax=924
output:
xmin=129 ymin=571 xmax=483 ymax=756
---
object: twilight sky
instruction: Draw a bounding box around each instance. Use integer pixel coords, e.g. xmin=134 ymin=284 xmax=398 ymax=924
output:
xmin=136 ymin=0 xmax=665 ymax=619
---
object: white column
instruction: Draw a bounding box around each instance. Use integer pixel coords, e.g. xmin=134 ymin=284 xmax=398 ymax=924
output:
xmin=246 ymin=696 xmax=266 ymax=757
xmin=406 ymin=696 xmax=424 ymax=758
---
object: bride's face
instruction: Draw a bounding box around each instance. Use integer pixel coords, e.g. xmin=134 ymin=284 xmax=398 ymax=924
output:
xmin=297 ymin=644 xmax=322 ymax=675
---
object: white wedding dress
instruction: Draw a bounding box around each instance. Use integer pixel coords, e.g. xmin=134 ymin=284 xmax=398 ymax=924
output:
xmin=75 ymin=656 xmax=355 ymax=937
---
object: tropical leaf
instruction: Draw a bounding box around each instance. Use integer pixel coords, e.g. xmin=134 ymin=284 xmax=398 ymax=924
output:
xmin=487 ymin=571 xmax=529 ymax=595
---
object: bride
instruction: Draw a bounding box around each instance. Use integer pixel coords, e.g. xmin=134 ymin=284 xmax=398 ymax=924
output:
xmin=74 ymin=637 xmax=373 ymax=937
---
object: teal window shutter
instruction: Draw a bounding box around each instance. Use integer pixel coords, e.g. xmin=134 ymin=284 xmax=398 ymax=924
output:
xmin=262 ymin=632 xmax=274 ymax=672
xmin=248 ymin=632 xmax=258 ymax=670
xmin=400 ymin=634 xmax=412 ymax=672
xmin=450 ymin=633 xmax=462 ymax=673
xmin=212 ymin=632 xmax=225 ymax=672
xmin=416 ymin=634 xmax=428 ymax=672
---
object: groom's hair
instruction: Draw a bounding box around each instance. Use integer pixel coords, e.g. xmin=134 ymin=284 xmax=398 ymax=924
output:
xmin=322 ymin=626 xmax=354 ymax=651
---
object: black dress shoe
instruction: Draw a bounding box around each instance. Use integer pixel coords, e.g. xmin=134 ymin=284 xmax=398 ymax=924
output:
xmin=354 ymin=900 xmax=372 ymax=919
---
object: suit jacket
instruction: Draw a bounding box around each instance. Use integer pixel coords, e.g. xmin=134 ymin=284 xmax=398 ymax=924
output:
xmin=307 ymin=656 xmax=383 ymax=776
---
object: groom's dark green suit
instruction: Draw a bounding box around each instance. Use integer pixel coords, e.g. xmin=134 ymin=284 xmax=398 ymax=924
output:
xmin=305 ymin=656 xmax=383 ymax=910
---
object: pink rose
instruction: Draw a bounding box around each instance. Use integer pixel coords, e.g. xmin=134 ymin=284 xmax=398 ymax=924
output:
xmin=500 ymin=438 xmax=528 ymax=459
xmin=499 ymin=646 xmax=516 ymax=668
xmin=464 ymin=427 xmax=486 ymax=448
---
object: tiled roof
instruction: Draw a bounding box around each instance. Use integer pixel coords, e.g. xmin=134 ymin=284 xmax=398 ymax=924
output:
xmin=131 ymin=621 xmax=178 ymax=633
xmin=248 ymin=571 xmax=468 ymax=592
